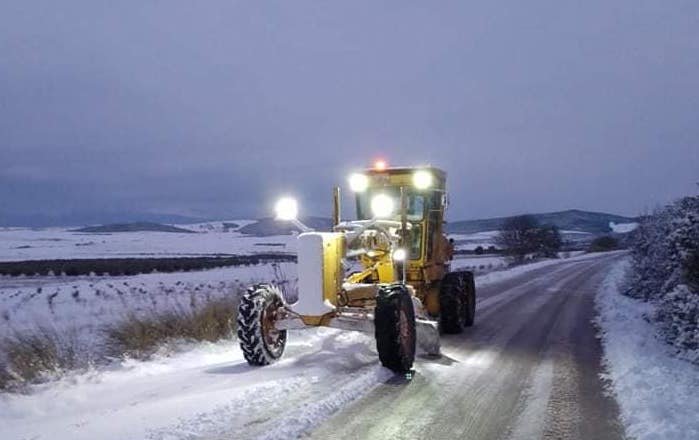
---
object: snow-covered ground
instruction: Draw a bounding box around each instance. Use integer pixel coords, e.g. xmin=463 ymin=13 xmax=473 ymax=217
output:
xmin=448 ymin=230 xmax=500 ymax=251
xmin=596 ymin=259 xmax=699 ymax=440
xmin=0 ymin=225 xmax=295 ymax=261
xmin=0 ymin=328 xmax=390 ymax=440
xmin=0 ymin=224 xmax=596 ymax=263
xmin=1 ymin=251 xmax=600 ymax=343
xmin=452 ymin=254 xmax=507 ymax=271
xmin=449 ymin=229 xmax=595 ymax=252
xmin=0 ymin=253 xmax=613 ymax=440
xmin=0 ymin=263 xmax=296 ymax=343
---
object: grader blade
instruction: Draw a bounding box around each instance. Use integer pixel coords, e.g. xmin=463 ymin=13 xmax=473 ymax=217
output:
xmin=415 ymin=318 xmax=440 ymax=356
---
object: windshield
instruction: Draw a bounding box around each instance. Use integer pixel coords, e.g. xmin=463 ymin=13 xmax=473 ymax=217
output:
xmin=356 ymin=188 xmax=425 ymax=221
xmin=356 ymin=188 xmax=426 ymax=259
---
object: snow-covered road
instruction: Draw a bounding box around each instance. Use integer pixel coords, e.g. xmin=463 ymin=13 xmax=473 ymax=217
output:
xmin=310 ymin=252 xmax=626 ymax=440
xmin=1 ymin=253 xmax=627 ymax=440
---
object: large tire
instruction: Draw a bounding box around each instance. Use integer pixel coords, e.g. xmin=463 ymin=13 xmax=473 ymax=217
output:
xmin=375 ymin=284 xmax=416 ymax=373
xmin=237 ymin=284 xmax=287 ymax=366
xmin=463 ymin=272 xmax=476 ymax=327
xmin=439 ymin=271 xmax=476 ymax=333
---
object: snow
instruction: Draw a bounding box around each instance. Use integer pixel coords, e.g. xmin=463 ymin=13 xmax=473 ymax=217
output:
xmin=0 ymin=226 xmax=295 ymax=261
xmin=0 ymin=252 xmax=598 ymax=439
xmin=0 ymin=242 xmax=625 ymax=439
xmin=467 ymin=251 xmax=617 ymax=288
xmin=0 ymin=329 xmax=388 ymax=440
xmin=448 ymin=230 xmax=500 ymax=251
xmin=609 ymin=221 xmax=638 ymax=233
xmin=596 ymin=259 xmax=699 ymax=440
xmin=451 ymin=254 xmax=508 ymax=272
xmin=508 ymin=358 xmax=554 ymax=440
xmin=0 ymin=264 xmax=296 ymax=344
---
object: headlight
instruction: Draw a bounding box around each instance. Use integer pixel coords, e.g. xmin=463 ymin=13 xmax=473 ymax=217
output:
xmin=370 ymin=194 xmax=395 ymax=218
xmin=349 ymin=173 xmax=369 ymax=192
xmin=274 ymin=197 xmax=298 ymax=221
xmin=412 ymin=170 xmax=433 ymax=190
xmin=392 ymin=248 xmax=407 ymax=262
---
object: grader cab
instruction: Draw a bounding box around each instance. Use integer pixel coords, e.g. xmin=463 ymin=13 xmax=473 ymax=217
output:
xmin=237 ymin=163 xmax=476 ymax=373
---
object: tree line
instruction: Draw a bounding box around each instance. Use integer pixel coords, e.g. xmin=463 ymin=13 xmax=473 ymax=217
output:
xmin=495 ymin=215 xmax=562 ymax=264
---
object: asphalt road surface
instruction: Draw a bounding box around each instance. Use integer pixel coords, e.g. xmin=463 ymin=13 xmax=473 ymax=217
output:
xmin=310 ymin=253 xmax=626 ymax=440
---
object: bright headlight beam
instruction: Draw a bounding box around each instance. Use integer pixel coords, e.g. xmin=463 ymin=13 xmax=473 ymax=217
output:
xmin=371 ymin=193 xmax=395 ymax=218
xmin=412 ymin=170 xmax=433 ymax=190
xmin=274 ymin=197 xmax=298 ymax=221
xmin=349 ymin=173 xmax=369 ymax=192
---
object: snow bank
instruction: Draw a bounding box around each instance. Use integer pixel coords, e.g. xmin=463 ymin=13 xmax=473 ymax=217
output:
xmin=596 ymin=259 xmax=699 ymax=440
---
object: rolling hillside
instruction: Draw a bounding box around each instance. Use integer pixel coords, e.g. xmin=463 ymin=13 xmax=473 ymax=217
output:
xmin=446 ymin=209 xmax=637 ymax=234
xmin=73 ymin=222 xmax=196 ymax=233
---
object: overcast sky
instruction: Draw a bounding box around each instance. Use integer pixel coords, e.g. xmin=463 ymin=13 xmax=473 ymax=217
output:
xmin=1 ymin=1 xmax=697 ymax=223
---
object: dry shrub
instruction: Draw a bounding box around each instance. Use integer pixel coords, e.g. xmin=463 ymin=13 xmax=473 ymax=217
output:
xmin=0 ymin=327 xmax=85 ymax=391
xmin=104 ymin=296 xmax=238 ymax=360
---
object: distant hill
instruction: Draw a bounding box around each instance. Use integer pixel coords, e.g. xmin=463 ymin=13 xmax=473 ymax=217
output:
xmin=447 ymin=209 xmax=638 ymax=234
xmin=0 ymin=211 xmax=206 ymax=228
xmin=238 ymin=217 xmax=333 ymax=236
xmin=73 ymin=222 xmax=196 ymax=233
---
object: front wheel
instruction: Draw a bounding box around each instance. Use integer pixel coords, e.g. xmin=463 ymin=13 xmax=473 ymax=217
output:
xmin=375 ymin=284 xmax=416 ymax=373
xmin=237 ymin=284 xmax=287 ymax=366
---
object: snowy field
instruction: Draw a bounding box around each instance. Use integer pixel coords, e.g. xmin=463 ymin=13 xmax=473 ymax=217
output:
xmin=0 ymin=223 xmax=295 ymax=262
xmin=596 ymin=259 xmax=699 ymax=440
xmin=0 ymin=223 xmax=597 ymax=263
xmin=0 ymin=252 xmax=610 ymax=440
xmin=0 ymin=255 xmax=513 ymax=347
xmin=0 ymin=222 xmax=626 ymax=440
xmin=449 ymin=231 xmax=500 ymax=251
xmin=0 ymin=263 xmax=296 ymax=343
xmin=449 ymin=229 xmax=598 ymax=252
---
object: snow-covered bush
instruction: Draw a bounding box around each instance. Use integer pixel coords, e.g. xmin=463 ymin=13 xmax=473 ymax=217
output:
xmin=656 ymin=284 xmax=699 ymax=363
xmin=628 ymin=209 xmax=673 ymax=300
xmin=667 ymin=197 xmax=699 ymax=290
xmin=628 ymin=195 xmax=699 ymax=360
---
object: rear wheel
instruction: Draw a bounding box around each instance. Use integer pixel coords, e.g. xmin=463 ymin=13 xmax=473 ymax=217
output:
xmin=237 ymin=284 xmax=287 ymax=366
xmin=463 ymin=272 xmax=476 ymax=327
xmin=439 ymin=272 xmax=475 ymax=333
xmin=375 ymin=284 xmax=416 ymax=373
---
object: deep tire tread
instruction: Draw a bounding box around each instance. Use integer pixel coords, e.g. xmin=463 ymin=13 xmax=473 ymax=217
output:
xmin=439 ymin=271 xmax=476 ymax=333
xmin=375 ymin=284 xmax=416 ymax=373
xmin=237 ymin=284 xmax=286 ymax=366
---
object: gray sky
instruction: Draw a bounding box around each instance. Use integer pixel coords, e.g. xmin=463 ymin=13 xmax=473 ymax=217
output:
xmin=1 ymin=0 xmax=698 ymax=224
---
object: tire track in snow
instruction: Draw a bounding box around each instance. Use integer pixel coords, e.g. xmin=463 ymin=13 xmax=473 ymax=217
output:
xmin=255 ymin=366 xmax=393 ymax=440
xmin=142 ymin=329 xmax=392 ymax=440
xmin=507 ymin=358 xmax=554 ymax=440
xmin=146 ymin=376 xmax=310 ymax=440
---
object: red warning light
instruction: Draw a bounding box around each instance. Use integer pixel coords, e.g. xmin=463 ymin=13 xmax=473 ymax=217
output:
xmin=374 ymin=159 xmax=387 ymax=170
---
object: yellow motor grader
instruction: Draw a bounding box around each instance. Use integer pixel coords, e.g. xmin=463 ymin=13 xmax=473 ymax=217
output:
xmin=237 ymin=163 xmax=476 ymax=373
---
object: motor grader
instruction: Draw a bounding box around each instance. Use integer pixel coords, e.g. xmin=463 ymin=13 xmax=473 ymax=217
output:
xmin=237 ymin=163 xmax=476 ymax=373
